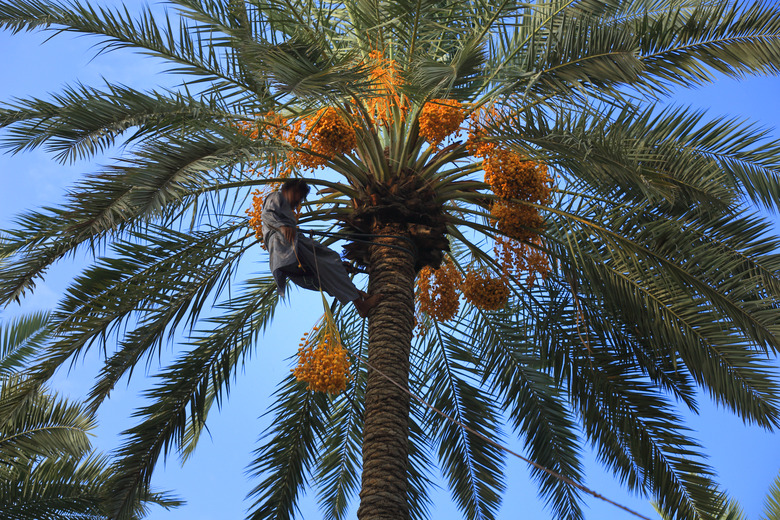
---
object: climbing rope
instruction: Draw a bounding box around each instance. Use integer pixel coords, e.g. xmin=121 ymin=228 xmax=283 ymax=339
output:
xmin=300 ymin=227 xmax=417 ymax=256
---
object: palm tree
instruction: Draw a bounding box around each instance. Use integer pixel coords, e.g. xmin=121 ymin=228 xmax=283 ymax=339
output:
xmin=0 ymin=311 xmax=181 ymax=519
xmin=1 ymin=1 xmax=780 ymax=519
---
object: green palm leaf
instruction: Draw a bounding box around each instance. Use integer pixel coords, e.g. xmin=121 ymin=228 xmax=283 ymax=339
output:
xmin=762 ymin=471 xmax=780 ymax=520
xmin=106 ymin=276 xmax=278 ymax=519
xmin=247 ymin=373 xmax=330 ymax=520
xmin=0 ymin=311 xmax=50 ymax=376
xmin=465 ymin=304 xmax=585 ymax=519
xmin=0 ymin=314 xmax=182 ymax=520
xmin=416 ymin=320 xmax=507 ymax=520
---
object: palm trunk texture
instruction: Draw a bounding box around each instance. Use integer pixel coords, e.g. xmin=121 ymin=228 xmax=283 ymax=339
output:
xmin=358 ymin=228 xmax=416 ymax=520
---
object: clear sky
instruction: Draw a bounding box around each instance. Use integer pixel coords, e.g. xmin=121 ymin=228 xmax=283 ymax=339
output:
xmin=1 ymin=3 xmax=779 ymax=520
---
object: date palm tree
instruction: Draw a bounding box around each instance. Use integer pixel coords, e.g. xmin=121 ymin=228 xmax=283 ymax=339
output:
xmin=2 ymin=1 xmax=780 ymax=519
xmin=0 ymin=311 xmax=181 ymax=519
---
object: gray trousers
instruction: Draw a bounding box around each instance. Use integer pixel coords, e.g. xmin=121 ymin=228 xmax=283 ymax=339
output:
xmin=278 ymin=236 xmax=361 ymax=305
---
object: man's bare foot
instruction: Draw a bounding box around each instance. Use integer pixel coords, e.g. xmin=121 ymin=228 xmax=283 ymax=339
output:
xmin=354 ymin=292 xmax=384 ymax=318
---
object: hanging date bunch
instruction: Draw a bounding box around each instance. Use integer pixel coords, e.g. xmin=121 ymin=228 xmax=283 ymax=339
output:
xmin=296 ymin=107 xmax=358 ymax=169
xmin=481 ymin=146 xmax=552 ymax=203
xmin=419 ymin=99 xmax=467 ymax=146
xmin=234 ymin=108 xmax=357 ymax=177
xmin=462 ymin=107 xmax=555 ymax=283
xmin=461 ymin=268 xmax=510 ymax=310
xmin=467 ymin=108 xmax=553 ymax=241
xmin=494 ymin=235 xmax=551 ymax=288
xmin=266 ymin=107 xmax=358 ymax=176
xmin=481 ymin=146 xmax=551 ymax=241
xmin=490 ymin=201 xmax=544 ymax=242
xmin=245 ymin=188 xmax=266 ymax=240
xmin=292 ymin=314 xmax=351 ymax=394
xmin=416 ymin=258 xmax=463 ymax=322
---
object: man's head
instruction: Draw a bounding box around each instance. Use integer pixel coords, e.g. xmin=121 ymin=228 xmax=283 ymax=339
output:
xmin=281 ymin=178 xmax=311 ymax=208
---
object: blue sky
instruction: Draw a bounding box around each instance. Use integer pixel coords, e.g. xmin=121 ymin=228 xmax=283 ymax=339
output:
xmin=1 ymin=3 xmax=780 ymax=519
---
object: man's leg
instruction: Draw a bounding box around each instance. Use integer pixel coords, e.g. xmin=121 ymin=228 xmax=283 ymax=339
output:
xmin=295 ymin=240 xmax=361 ymax=304
xmin=294 ymin=238 xmax=383 ymax=317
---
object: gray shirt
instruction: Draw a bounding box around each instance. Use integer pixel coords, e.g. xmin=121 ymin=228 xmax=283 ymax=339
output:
xmin=261 ymin=190 xmax=360 ymax=303
xmin=261 ymin=191 xmax=299 ymax=287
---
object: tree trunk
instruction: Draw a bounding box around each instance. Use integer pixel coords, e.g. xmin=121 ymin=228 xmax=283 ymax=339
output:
xmin=357 ymin=227 xmax=416 ymax=520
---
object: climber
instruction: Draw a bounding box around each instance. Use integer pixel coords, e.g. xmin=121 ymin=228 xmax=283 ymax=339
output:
xmin=261 ymin=178 xmax=383 ymax=318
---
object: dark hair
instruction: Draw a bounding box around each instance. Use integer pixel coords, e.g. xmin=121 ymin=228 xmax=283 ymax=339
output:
xmin=281 ymin=178 xmax=311 ymax=199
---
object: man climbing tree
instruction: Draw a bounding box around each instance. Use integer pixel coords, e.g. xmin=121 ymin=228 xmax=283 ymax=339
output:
xmin=2 ymin=1 xmax=780 ymax=520
xmin=262 ymin=178 xmax=382 ymax=317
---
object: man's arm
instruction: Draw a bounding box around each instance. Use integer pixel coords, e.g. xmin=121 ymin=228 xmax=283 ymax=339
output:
xmin=280 ymin=226 xmax=295 ymax=243
xmin=262 ymin=192 xmax=298 ymax=243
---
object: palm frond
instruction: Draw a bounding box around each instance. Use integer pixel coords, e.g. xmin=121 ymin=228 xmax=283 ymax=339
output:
xmin=0 ymin=311 xmax=50 ymax=376
xmin=463 ymin=304 xmax=585 ymax=520
xmin=12 ymin=223 xmax=250 ymax=403
xmin=0 ymin=452 xmax=182 ymax=520
xmin=104 ymin=276 xmax=278 ymax=520
xmin=415 ymin=321 xmax=507 ymax=520
xmin=637 ymin=1 xmax=780 ymax=92
xmin=571 ymin=357 xmax=720 ymax=520
xmin=0 ymin=378 xmax=94 ymax=470
xmin=0 ymin=129 xmax=265 ymax=304
xmin=0 ymin=0 xmax=258 ymax=93
xmin=0 ymin=82 xmax=237 ymax=164
xmin=761 ymin=471 xmax=780 ymax=520
xmin=246 ymin=374 xmax=330 ymax=520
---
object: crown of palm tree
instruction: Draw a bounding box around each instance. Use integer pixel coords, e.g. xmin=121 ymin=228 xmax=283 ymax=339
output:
xmin=2 ymin=1 xmax=780 ymax=520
